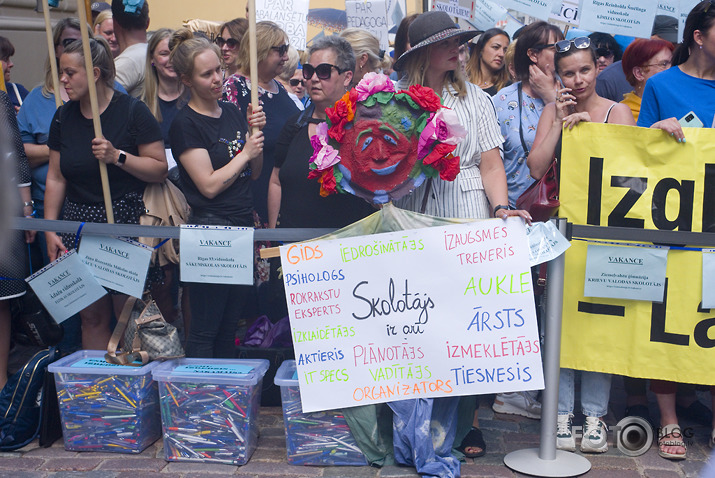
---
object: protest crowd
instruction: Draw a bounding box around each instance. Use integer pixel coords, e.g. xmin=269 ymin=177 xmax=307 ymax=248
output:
xmin=1 ymin=0 xmax=715 ymax=476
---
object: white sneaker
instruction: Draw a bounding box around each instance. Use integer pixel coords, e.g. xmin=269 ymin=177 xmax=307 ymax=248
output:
xmin=580 ymin=416 xmax=608 ymax=453
xmin=492 ymin=392 xmax=541 ymax=419
xmin=557 ymin=414 xmax=576 ymax=452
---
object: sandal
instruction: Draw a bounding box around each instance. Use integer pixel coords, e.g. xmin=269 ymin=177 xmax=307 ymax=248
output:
xmin=658 ymin=424 xmax=686 ymax=460
xmin=456 ymin=427 xmax=486 ymax=458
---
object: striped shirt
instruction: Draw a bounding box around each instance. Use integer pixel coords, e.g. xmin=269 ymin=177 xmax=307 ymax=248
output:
xmin=394 ymin=79 xmax=503 ymax=219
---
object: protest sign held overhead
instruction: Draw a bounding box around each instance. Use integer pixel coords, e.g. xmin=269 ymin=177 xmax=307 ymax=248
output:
xmin=256 ymin=0 xmax=309 ymax=50
xmin=579 ymin=0 xmax=658 ymax=38
xmin=346 ymin=0 xmax=390 ymax=50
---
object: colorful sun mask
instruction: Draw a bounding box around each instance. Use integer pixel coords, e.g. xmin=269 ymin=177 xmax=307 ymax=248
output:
xmin=308 ymin=72 xmax=467 ymax=204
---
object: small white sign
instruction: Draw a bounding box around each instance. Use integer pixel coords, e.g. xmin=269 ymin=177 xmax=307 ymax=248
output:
xmin=432 ymin=0 xmax=475 ymax=21
xmin=180 ymin=225 xmax=254 ymax=285
xmin=584 ymin=244 xmax=668 ymax=302
xmin=678 ymin=0 xmax=700 ymax=43
xmin=78 ymin=235 xmax=152 ymax=298
xmin=346 ymin=0 xmax=390 ymax=51
xmin=498 ymin=0 xmax=559 ymax=21
xmin=549 ymin=0 xmax=580 ymax=26
xmin=256 ymin=0 xmax=310 ymax=51
xmin=471 ymin=0 xmax=509 ymax=31
xmin=702 ymin=250 xmax=715 ymax=309
xmin=26 ymin=250 xmax=107 ymax=323
xmin=526 ymin=221 xmax=571 ymax=267
xmin=579 ymin=0 xmax=658 ymax=39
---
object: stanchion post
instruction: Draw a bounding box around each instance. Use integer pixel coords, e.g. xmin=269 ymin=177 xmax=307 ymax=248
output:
xmin=503 ymin=217 xmax=591 ymax=477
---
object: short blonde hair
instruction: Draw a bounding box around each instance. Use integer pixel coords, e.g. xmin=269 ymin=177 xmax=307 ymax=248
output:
xmin=237 ymin=21 xmax=287 ymax=76
xmin=93 ymin=10 xmax=112 ymax=30
xmin=339 ymin=28 xmax=390 ymax=73
xmin=278 ymin=45 xmax=300 ymax=82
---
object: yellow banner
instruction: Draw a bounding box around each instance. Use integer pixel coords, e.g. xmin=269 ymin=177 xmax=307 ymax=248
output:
xmin=559 ymin=123 xmax=715 ymax=385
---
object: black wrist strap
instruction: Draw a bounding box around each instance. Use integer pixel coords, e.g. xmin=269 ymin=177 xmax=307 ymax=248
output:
xmin=517 ymin=82 xmax=530 ymax=156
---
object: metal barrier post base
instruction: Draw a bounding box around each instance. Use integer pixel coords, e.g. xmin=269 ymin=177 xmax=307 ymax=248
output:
xmin=504 ymin=448 xmax=591 ymax=477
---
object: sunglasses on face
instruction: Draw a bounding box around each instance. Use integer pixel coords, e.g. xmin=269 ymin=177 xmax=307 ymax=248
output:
xmin=271 ymin=44 xmax=289 ymax=56
xmin=215 ymin=37 xmax=239 ymax=49
xmin=555 ymin=36 xmax=591 ymax=53
xmin=289 ymin=78 xmax=305 ymax=87
xmin=595 ymin=47 xmax=614 ymax=58
xmin=302 ymin=63 xmax=347 ymax=80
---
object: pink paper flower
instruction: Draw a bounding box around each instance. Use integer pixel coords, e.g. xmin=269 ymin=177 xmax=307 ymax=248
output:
xmin=355 ymin=72 xmax=395 ymax=102
xmin=310 ymin=122 xmax=341 ymax=171
xmin=417 ymin=108 xmax=467 ymax=159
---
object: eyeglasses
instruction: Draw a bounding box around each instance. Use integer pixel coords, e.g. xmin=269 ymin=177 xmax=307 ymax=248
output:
xmin=642 ymin=60 xmax=672 ymax=70
xmin=555 ymin=37 xmax=591 ymax=53
xmin=302 ymin=63 xmax=347 ymax=80
xmin=271 ymin=44 xmax=289 ymax=56
xmin=595 ymin=47 xmax=614 ymax=58
xmin=215 ymin=37 xmax=239 ymax=49
xmin=289 ymin=78 xmax=305 ymax=87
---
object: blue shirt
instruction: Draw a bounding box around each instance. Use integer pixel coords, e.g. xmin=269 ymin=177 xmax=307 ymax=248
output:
xmin=638 ymin=66 xmax=715 ymax=128
xmin=16 ymin=86 xmax=56 ymax=203
xmin=493 ymin=82 xmax=544 ymax=207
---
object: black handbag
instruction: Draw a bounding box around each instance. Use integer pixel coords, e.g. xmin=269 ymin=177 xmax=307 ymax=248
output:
xmin=11 ymin=289 xmax=64 ymax=348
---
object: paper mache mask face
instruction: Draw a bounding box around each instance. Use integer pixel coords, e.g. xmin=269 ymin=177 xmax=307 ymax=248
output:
xmin=308 ymin=72 xmax=467 ymax=204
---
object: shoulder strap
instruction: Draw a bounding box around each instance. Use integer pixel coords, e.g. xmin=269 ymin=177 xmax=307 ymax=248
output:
xmin=11 ymin=83 xmax=22 ymax=106
xmin=604 ymin=103 xmax=616 ymax=123
xmin=517 ymin=83 xmax=530 ymax=156
xmin=105 ymin=297 xmax=149 ymax=366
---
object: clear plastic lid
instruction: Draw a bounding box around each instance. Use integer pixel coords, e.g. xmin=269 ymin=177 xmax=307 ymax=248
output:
xmin=48 ymin=349 xmax=160 ymax=375
xmin=151 ymin=358 xmax=269 ymax=386
xmin=274 ymin=360 xmax=299 ymax=387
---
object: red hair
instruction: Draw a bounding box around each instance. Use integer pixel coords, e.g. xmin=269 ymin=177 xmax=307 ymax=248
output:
xmin=621 ymin=38 xmax=674 ymax=87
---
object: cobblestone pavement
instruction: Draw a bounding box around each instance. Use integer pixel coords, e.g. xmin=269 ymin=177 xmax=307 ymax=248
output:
xmin=1 ymin=382 xmax=712 ymax=478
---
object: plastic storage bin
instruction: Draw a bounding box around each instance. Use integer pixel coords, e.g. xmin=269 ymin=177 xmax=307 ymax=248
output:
xmin=48 ymin=350 xmax=161 ymax=453
xmin=152 ymin=358 xmax=269 ymax=465
xmin=274 ymin=360 xmax=367 ymax=466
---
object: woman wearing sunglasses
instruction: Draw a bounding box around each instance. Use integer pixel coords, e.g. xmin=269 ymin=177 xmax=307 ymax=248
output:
xmin=528 ymin=36 xmax=634 ymax=454
xmin=276 ymin=45 xmax=305 ymax=110
xmin=223 ymin=21 xmax=299 ymax=228
xmin=636 ymin=0 xmax=715 ymax=460
xmin=588 ymin=32 xmax=622 ymax=74
xmin=216 ymin=18 xmax=247 ymax=80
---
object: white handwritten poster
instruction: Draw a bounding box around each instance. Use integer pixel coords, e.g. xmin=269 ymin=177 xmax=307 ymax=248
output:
xmin=498 ymin=0 xmax=559 ymax=21
xmin=281 ymin=218 xmax=544 ymax=413
xmin=346 ymin=0 xmax=390 ymax=51
xmin=256 ymin=0 xmax=310 ymax=51
xmin=579 ymin=0 xmax=657 ymax=38
xmin=584 ymin=244 xmax=668 ymax=302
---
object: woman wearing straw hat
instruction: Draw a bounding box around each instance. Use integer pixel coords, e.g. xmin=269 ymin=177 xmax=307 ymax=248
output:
xmin=392 ymin=9 xmax=531 ymax=460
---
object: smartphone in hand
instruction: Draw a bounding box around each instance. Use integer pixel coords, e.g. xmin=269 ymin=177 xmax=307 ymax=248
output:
xmin=679 ymin=111 xmax=704 ymax=128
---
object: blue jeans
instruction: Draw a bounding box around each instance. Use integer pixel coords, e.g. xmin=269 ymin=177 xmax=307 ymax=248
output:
xmin=558 ymin=368 xmax=611 ymax=417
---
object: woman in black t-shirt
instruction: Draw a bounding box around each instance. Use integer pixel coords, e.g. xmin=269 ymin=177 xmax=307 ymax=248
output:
xmin=168 ymin=29 xmax=265 ymax=358
xmin=44 ymin=38 xmax=167 ymax=350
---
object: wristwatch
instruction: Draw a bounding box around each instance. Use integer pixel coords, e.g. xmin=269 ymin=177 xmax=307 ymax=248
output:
xmin=493 ymin=204 xmax=514 ymax=216
xmin=116 ymin=150 xmax=127 ymax=167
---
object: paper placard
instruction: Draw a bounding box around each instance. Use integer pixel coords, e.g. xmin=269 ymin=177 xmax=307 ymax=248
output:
xmin=172 ymin=364 xmax=254 ymax=375
xmin=471 ymin=0 xmax=509 ymax=31
xmin=256 ymin=0 xmax=310 ymax=51
xmin=498 ymin=0 xmax=559 ymax=21
xmin=579 ymin=0 xmax=657 ymax=39
xmin=678 ymin=0 xmax=700 ymax=43
xmin=72 ymin=358 xmax=140 ymax=368
xmin=346 ymin=0 xmax=390 ymax=51
xmin=526 ymin=221 xmax=571 ymax=267
xmin=26 ymin=250 xmax=107 ymax=323
xmin=78 ymin=235 xmax=152 ymax=298
xmin=386 ymin=0 xmax=407 ymax=30
xmin=584 ymin=244 xmax=668 ymax=302
xmin=549 ymin=0 xmax=580 ymax=25
xmin=431 ymin=0 xmax=475 ymax=21
xmin=281 ymin=218 xmax=544 ymax=413
xmin=657 ymin=2 xmax=677 ymax=17
xmin=702 ymin=250 xmax=715 ymax=309
xmin=180 ymin=225 xmax=253 ymax=285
